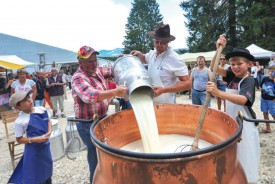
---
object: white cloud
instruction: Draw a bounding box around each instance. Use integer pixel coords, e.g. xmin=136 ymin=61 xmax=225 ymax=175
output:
xmin=0 ymin=0 xmax=188 ymax=51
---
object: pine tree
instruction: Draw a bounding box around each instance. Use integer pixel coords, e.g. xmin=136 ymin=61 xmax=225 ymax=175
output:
xmin=180 ymin=0 xmax=274 ymax=52
xmin=123 ymin=0 xmax=163 ymax=54
xmin=236 ymin=0 xmax=275 ymax=50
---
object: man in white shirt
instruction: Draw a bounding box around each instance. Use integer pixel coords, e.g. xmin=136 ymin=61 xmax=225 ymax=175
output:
xmin=130 ymin=24 xmax=191 ymax=104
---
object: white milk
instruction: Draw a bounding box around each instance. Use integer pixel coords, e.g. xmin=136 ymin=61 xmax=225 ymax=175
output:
xmin=129 ymin=88 xmax=212 ymax=154
xmin=121 ymin=134 xmax=213 ymax=153
xmin=130 ymin=89 xmax=161 ymax=153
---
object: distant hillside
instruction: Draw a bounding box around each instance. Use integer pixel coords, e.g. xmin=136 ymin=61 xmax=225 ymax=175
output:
xmin=99 ymin=47 xmax=189 ymax=57
xmin=99 ymin=48 xmax=124 ymax=57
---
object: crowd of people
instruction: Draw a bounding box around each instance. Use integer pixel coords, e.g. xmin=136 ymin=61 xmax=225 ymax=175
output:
xmin=4 ymin=23 xmax=274 ymax=184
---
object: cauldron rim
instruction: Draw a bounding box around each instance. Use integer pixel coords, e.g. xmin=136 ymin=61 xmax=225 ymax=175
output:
xmin=90 ymin=114 xmax=243 ymax=159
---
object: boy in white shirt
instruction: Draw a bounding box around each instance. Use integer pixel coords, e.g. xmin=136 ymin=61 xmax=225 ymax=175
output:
xmin=8 ymin=89 xmax=53 ymax=184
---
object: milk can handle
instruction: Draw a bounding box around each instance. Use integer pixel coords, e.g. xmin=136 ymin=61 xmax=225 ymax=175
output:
xmin=67 ymin=117 xmax=94 ymax=123
xmin=238 ymin=111 xmax=275 ymax=123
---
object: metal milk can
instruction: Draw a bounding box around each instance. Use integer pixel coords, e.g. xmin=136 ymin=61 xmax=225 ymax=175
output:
xmin=49 ymin=128 xmax=65 ymax=162
xmin=112 ymin=54 xmax=154 ymax=100
xmin=65 ymin=120 xmax=86 ymax=151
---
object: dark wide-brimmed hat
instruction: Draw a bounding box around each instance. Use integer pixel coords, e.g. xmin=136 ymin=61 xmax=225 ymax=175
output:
xmin=225 ymin=48 xmax=255 ymax=61
xmin=148 ymin=24 xmax=175 ymax=42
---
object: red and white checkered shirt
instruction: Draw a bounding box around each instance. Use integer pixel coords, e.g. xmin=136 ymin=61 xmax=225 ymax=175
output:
xmin=72 ymin=66 xmax=110 ymax=120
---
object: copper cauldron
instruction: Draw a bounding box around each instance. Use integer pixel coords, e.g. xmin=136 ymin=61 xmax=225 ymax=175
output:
xmin=90 ymin=104 xmax=247 ymax=184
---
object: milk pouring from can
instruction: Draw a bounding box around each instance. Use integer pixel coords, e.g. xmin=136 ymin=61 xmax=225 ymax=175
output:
xmin=112 ymin=55 xmax=154 ymax=100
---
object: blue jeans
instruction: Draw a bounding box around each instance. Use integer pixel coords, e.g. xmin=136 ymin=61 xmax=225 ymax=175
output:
xmin=76 ymin=115 xmax=106 ymax=183
xmin=34 ymin=99 xmax=44 ymax=107
xmin=257 ymin=74 xmax=262 ymax=85
xmin=192 ymin=90 xmax=210 ymax=107
xmin=76 ymin=122 xmax=97 ymax=183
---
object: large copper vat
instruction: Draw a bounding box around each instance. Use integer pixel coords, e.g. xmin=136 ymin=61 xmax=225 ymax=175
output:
xmin=90 ymin=104 xmax=247 ymax=184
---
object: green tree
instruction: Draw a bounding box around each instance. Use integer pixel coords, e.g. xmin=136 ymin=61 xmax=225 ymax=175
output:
xmin=237 ymin=0 xmax=275 ymax=50
xmin=180 ymin=0 xmax=275 ymax=52
xmin=123 ymin=0 xmax=163 ymax=54
xmin=180 ymin=0 xmax=228 ymax=52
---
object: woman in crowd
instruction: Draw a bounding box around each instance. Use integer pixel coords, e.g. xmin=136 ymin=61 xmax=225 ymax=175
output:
xmin=11 ymin=68 xmax=37 ymax=102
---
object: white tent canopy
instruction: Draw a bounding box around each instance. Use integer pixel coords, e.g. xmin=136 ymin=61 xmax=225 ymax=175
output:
xmin=246 ymin=44 xmax=275 ymax=59
xmin=179 ymin=51 xmax=216 ymax=63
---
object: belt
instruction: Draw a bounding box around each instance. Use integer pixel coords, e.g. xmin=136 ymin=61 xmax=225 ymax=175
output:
xmin=70 ymin=114 xmax=107 ymax=124
xmin=194 ymin=89 xmax=206 ymax=92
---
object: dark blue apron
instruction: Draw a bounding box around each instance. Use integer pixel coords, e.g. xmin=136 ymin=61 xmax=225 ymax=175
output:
xmin=8 ymin=110 xmax=53 ymax=184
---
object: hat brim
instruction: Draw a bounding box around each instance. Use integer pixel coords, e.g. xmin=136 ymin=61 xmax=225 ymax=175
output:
xmin=18 ymin=89 xmax=34 ymax=104
xmin=10 ymin=89 xmax=34 ymax=107
xmin=78 ymin=51 xmax=100 ymax=60
xmin=148 ymin=31 xmax=175 ymax=42
xmin=225 ymin=52 xmax=255 ymax=61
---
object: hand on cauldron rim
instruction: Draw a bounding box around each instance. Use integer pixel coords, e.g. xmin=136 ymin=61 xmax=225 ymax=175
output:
xmin=152 ymin=86 xmax=164 ymax=97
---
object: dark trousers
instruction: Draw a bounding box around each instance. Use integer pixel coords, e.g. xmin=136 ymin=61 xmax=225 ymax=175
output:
xmin=76 ymin=115 xmax=106 ymax=183
xmin=76 ymin=122 xmax=97 ymax=183
xmin=68 ymin=82 xmax=72 ymax=90
xmin=254 ymin=78 xmax=259 ymax=89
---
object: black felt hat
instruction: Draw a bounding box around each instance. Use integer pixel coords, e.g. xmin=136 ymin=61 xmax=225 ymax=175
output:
xmin=225 ymin=48 xmax=255 ymax=61
xmin=148 ymin=24 xmax=175 ymax=42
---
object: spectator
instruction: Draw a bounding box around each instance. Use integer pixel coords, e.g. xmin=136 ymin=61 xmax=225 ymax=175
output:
xmin=66 ymin=72 xmax=72 ymax=90
xmin=34 ymin=72 xmax=46 ymax=107
xmin=216 ymin=54 xmax=230 ymax=111
xmin=256 ymin=61 xmax=263 ymax=84
xmin=251 ymin=62 xmax=259 ymax=90
xmin=11 ymin=68 xmax=37 ymax=102
xmin=8 ymin=90 xmax=52 ymax=184
xmin=72 ymin=45 xmax=127 ymax=183
xmin=43 ymin=72 xmax=54 ymax=110
xmin=190 ymin=56 xmax=212 ymax=106
xmin=268 ymin=55 xmax=275 ymax=67
xmin=59 ymin=69 xmax=68 ymax=99
xmin=260 ymin=64 xmax=275 ymax=133
xmin=46 ymin=68 xmax=66 ymax=119
xmin=130 ymin=23 xmax=191 ymax=104
xmin=5 ymin=73 xmax=15 ymax=97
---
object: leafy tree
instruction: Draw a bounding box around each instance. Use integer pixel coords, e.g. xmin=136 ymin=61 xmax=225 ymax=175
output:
xmin=180 ymin=0 xmax=275 ymax=52
xmin=236 ymin=0 xmax=275 ymax=50
xmin=180 ymin=0 xmax=228 ymax=52
xmin=123 ymin=0 xmax=163 ymax=54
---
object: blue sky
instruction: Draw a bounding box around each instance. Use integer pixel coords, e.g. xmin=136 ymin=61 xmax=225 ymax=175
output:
xmin=0 ymin=0 xmax=188 ymax=51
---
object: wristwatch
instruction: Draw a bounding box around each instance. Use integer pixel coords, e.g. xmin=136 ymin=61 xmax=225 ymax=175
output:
xmin=28 ymin=138 xmax=32 ymax=143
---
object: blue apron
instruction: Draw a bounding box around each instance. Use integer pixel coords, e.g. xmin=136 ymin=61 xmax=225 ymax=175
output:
xmin=8 ymin=111 xmax=53 ymax=184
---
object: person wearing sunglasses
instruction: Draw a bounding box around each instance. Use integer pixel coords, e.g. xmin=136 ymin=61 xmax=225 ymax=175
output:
xmin=215 ymin=54 xmax=230 ymax=111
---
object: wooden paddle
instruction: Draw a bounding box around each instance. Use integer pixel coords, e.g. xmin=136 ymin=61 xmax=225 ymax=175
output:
xmin=191 ymin=41 xmax=225 ymax=150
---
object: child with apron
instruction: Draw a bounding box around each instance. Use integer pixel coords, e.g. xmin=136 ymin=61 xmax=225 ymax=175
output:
xmin=225 ymin=77 xmax=260 ymax=183
xmin=208 ymin=39 xmax=260 ymax=183
xmin=8 ymin=90 xmax=52 ymax=184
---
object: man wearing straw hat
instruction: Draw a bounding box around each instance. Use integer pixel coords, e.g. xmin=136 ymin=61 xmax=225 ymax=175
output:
xmin=131 ymin=23 xmax=191 ymax=104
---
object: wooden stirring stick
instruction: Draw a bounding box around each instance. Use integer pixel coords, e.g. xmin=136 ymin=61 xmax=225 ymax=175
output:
xmin=191 ymin=40 xmax=225 ymax=150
